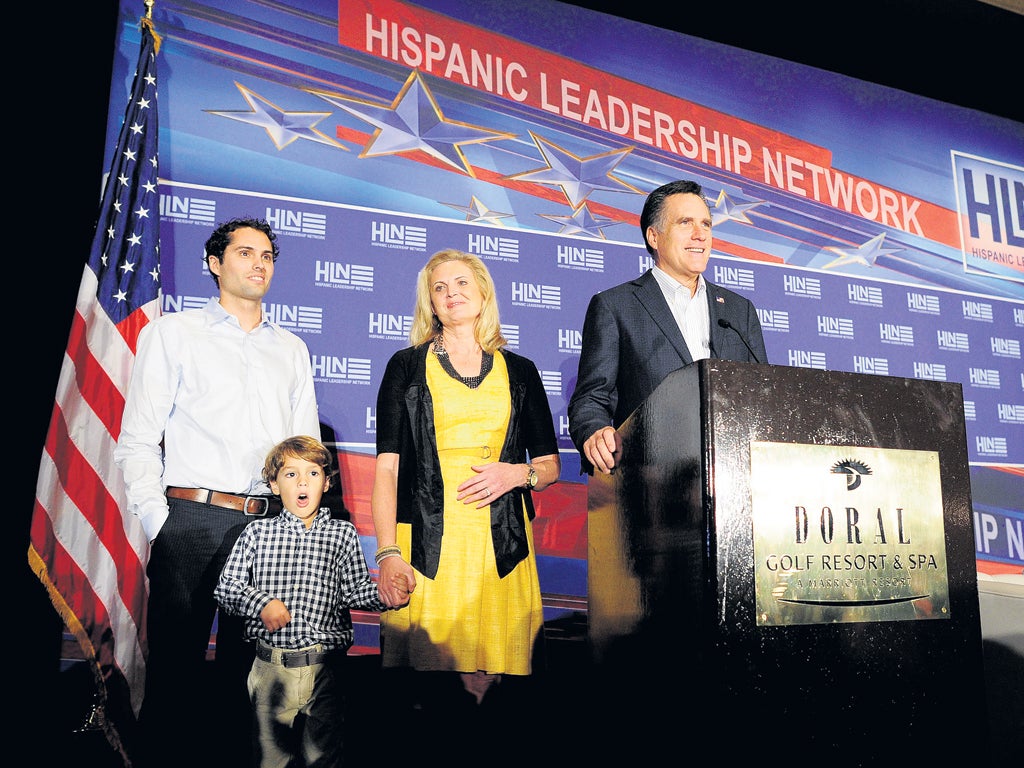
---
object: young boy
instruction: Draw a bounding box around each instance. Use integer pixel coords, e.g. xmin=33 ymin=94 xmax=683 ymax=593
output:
xmin=215 ymin=435 xmax=410 ymax=767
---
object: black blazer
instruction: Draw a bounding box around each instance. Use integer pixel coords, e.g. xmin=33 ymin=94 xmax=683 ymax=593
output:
xmin=568 ymin=269 xmax=767 ymax=467
xmin=376 ymin=343 xmax=558 ymax=578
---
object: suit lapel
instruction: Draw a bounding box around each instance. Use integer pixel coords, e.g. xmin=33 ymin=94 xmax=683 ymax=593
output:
xmin=633 ymin=271 xmax=692 ymax=364
xmin=706 ymin=282 xmax=729 ymax=357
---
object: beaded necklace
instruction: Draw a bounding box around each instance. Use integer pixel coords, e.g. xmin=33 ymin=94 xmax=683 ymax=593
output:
xmin=432 ymin=334 xmax=493 ymax=389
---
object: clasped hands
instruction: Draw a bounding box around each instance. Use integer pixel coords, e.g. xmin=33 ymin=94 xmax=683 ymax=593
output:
xmin=378 ymin=555 xmax=415 ymax=609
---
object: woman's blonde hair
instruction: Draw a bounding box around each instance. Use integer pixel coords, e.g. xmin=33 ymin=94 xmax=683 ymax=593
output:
xmin=408 ymin=249 xmax=507 ymax=353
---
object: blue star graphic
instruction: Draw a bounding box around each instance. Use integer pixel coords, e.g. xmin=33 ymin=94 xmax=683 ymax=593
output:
xmin=206 ymin=82 xmax=347 ymax=150
xmin=443 ymin=196 xmax=514 ymax=225
xmin=822 ymin=232 xmax=902 ymax=269
xmin=711 ymin=189 xmax=766 ymax=226
xmin=539 ymin=202 xmax=620 ymax=238
xmin=307 ymin=71 xmax=512 ymax=176
xmin=508 ymin=132 xmax=639 ymax=207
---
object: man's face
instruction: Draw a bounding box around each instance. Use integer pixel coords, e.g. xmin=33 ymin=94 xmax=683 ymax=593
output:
xmin=209 ymin=226 xmax=275 ymax=301
xmin=646 ymin=192 xmax=712 ymax=288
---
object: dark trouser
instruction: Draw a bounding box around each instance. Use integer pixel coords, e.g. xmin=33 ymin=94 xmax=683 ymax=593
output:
xmin=136 ymin=499 xmax=258 ymax=768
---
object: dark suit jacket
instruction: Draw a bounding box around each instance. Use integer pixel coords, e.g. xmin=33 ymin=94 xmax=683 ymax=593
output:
xmin=567 ymin=269 xmax=767 ymax=469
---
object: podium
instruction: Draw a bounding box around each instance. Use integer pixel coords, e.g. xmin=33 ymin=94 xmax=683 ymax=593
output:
xmin=586 ymin=360 xmax=989 ymax=761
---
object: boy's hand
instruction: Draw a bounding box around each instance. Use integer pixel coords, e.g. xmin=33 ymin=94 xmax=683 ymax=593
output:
xmin=260 ymin=598 xmax=291 ymax=631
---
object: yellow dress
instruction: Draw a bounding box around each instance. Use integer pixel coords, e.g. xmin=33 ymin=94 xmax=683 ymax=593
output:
xmin=380 ymin=351 xmax=544 ymax=675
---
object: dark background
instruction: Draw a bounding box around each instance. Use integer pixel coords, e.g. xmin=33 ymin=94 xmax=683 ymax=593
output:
xmin=21 ymin=0 xmax=1022 ymax=760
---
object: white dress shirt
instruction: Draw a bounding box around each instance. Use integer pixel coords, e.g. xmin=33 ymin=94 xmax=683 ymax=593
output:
xmin=651 ymin=265 xmax=712 ymax=360
xmin=114 ymin=297 xmax=320 ymax=540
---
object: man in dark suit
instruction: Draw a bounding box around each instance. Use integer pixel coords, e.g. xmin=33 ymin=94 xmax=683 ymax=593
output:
xmin=568 ymin=179 xmax=767 ymax=474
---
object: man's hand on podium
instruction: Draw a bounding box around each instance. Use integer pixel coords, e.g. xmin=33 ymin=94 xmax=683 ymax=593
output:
xmin=584 ymin=426 xmax=621 ymax=474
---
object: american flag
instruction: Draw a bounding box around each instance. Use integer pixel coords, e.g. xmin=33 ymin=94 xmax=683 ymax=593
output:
xmin=28 ymin=15 xmax=161 ymax=762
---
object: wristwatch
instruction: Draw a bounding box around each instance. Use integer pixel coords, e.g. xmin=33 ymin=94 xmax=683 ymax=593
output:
xmin=525 ymin=463 xmax=538 ymax=490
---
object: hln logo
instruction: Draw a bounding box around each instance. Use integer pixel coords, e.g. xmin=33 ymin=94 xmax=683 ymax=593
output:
xmin=959 ymin=167 xmax=1024 ymax=246
xmin=990 ymin=337 xmax=1022 ymax=357
xmin=848 ymin=284 xmax=883 ymax=306
xmin=540 ymin=371 xmax=562 ymax=397
xmin=265 ymin=208 xmax=326 ymax=237
xmin=163 ymin=294 xmax=209 ymax=313
xmin=558 ymin=328 xmax=582 ymax=352
xmin=786 ymin=350 xmax=827 ymax=369
xmin=160 ymin=194 xmax=216 ymax=223
xmin=368 ymin=313 xmax=411 ymax=337
xmin=783 ymin=275 xmax=821 ymax=298
xmin=311 ymin=356 xmax=371 ymax=381
xmin=758 ymin=309 xmax=790 ymax=332
xmin=975 ymin=435 xmax=1008 ymax=457
xmin=906 ymin=292 xmax=940 ymax=313
xmin=913 ymin=362 xmax=947 ymax=381
xmin=968 ymin=368 xmax=1000 ymax=388
xmin=556 ymin=245 xmax=604 ymax=270
xmin=370 ymin=221 xmax=427 ymax=249
xmin=936 ymin=330 xmax=969 ymax=352
xmin=713 ymin=265 xmax=754 ymax=290
xmin=263 ymin=304 xmax=323 ymax=331
xmin=365 ymin=407 xmax=376 ymax=431
xmin=853 ymin=356 xmax=889 ymax=375
xmin=879 ymin=323 xmax=913 ymax=344
xmin=468 ymin=233 xmax=519 ymax=259
xmin=816 ymin=316 xmax=854 ymax=338
xmin=997 ymin=404 xmax=1024 ymax=424
xmin=315 ymin=261 xmax=373 ymax=288
xmin=511 ymin=282 xmax=560 ymax=309
xmin=962 ymin=299 xmax=993 ymax=321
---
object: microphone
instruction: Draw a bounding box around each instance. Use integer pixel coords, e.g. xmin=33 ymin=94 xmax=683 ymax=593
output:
xmin=717 ymin=318 xmax=762 ymax=364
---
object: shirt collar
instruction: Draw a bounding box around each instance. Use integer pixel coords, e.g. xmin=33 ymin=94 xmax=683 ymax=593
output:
xmin=279 ymin=506 xmax=329 ymax=529
xmin=651 ymin=265 xmax=705 ymax=297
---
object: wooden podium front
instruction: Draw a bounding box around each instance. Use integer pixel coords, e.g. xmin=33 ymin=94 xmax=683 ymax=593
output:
xmin=585 ymin=360 xmax=989 ymax=762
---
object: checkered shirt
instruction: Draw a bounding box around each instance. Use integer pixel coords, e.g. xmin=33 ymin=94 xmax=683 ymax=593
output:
xmin=215 ymin=507 xmax=386 ymax=650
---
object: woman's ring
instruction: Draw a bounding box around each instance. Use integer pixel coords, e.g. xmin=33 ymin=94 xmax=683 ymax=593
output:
xmin=484 ymin=487 xmax=491 ymax=497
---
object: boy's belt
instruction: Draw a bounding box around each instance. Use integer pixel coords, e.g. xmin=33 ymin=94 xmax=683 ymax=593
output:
xmin=256 ymin=642 xmax=335 ymax=668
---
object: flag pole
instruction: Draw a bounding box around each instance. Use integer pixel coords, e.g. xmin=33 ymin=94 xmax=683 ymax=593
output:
xmin=29 ymin=2 xmax=162 ymax=764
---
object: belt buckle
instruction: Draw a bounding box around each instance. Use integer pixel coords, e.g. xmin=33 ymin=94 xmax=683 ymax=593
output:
xmin=282 ymin=650 xmax=311 ymax=668
xmin=243 ymin=496 xmax=269 ymax=517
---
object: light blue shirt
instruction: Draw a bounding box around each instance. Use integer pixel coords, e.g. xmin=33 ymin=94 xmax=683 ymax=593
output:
xmin=114 ymin=297 xmax=320 ymax=540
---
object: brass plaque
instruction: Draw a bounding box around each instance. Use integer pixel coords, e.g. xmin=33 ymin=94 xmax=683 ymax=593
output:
xmin=750 ymin=442 xmax=950 ymax=626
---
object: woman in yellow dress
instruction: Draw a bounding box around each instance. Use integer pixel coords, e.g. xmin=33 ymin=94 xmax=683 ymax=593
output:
xmin=372 ymin=248 xmax=560 ymax=739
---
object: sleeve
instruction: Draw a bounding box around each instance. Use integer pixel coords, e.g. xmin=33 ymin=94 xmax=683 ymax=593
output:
xmin=519 ymin=356 xmax=559 ymax=460
xmin=214 ymin=525 xmax=274 ymax=619
xmin=567 ymin=290 xmax=620 ymax=458
xmin=113 ymin=320 xmax=176 ymax=541
xmin=374 ymin=349 xmax=409 ymax=455
xmin=743 ymin=299 xmax=769 ymax=364
xmin=335 ymin=522 xmax=387 ymax=613
xmin=290 ymin=336 xmax=321 ymax=439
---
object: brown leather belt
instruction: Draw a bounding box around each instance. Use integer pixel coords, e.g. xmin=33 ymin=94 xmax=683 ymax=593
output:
xmin=165 ymin=486 xmax=281 ymax=517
